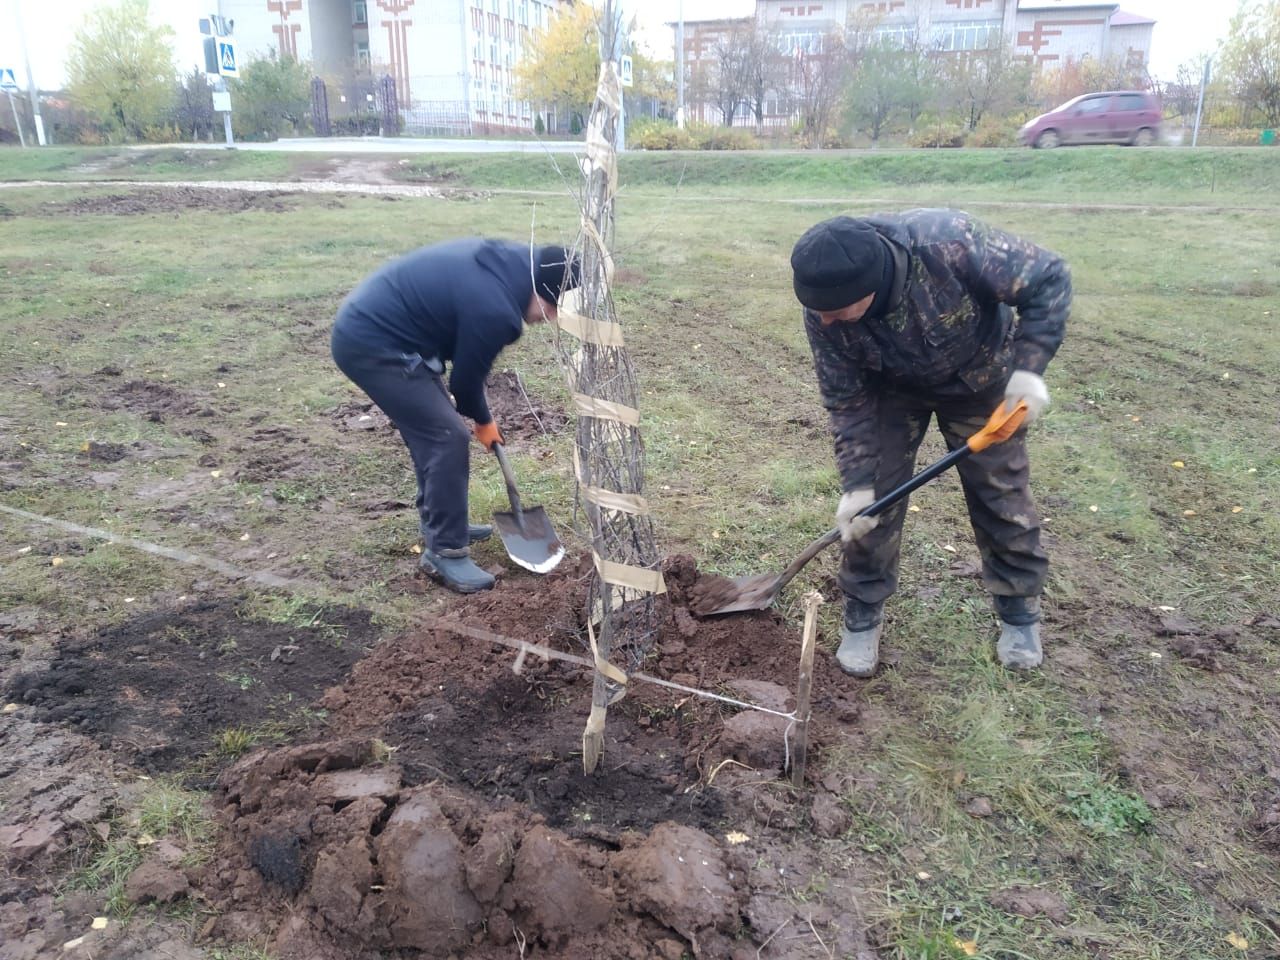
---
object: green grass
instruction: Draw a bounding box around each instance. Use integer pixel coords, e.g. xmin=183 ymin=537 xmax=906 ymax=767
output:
xmin=5 ymin=150 xmax=1279 ymax=959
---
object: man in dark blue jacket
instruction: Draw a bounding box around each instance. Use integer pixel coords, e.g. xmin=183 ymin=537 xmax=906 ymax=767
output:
xmin=332 ymin=239 xmax=580 ymax=594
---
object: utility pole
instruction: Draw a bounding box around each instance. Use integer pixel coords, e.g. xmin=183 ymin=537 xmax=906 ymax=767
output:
xmin=6 ymin=89 xmax=26 ymax=147
xmin=1192 ymin=57 xmax=1211 ymax=148
xmin=14 ymin=0 xmax=47 ymax=145
xmin=676 ymin=0 xmax=685 ymax=128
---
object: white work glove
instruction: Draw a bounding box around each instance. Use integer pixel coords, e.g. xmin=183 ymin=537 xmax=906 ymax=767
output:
xmin=1004 ymin=370 xmax=1050 ymax=424
xmin=836 ymin=488 xmax=879 ymax=544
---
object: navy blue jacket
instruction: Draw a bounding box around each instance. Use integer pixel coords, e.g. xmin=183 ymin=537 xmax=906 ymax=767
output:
xmin=335 ymin=238 xmax=533 ymax=424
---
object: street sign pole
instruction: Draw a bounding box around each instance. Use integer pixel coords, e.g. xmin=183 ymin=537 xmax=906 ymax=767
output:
xmin=14 ymin=0 xmax=46 ymax=145
xmin=6 ymin=89 xmax=26 ymax=148
xmin=217 ymin=78 xmax=234 ymax=148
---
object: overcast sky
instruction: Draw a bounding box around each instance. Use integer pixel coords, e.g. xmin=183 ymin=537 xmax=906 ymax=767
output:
xmin=1 ymin=0 xmax=1243 ymax=92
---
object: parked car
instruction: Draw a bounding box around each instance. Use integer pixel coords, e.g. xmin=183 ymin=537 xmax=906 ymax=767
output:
xmin=1019 ymin=91 xmax=1162 ymax=149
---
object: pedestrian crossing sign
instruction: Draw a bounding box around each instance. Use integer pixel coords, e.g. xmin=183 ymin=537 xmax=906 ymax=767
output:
xmin=217 ymin=40 xmax=239 ymax=78
xmin=0 ymin=68 xmax=18 ymax=92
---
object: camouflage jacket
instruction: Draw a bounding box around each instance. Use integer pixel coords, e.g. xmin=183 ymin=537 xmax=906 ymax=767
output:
xmin=803 ymin=209 xmax=1071 ymax=491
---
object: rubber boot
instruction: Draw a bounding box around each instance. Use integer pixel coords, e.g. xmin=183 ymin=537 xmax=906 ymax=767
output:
xmin=420 ymin=547 xmax=495 ymax=594
xmin=994 ymin=595 xmax=1043 ymax=670
xmin=837 ymin=598 xmax=884 ymax=678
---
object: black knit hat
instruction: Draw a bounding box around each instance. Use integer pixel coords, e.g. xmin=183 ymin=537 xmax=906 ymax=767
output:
xmin=533 ymin=245 xmax=581 ymax=303
xmin=791 ymin=217 xmax=886 ymax=311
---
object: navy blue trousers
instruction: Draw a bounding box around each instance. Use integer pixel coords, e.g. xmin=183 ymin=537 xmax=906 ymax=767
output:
xmin=331 ymin=327 xmax=471 ymax=553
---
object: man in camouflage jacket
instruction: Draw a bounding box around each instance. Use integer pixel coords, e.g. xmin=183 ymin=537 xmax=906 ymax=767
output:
xmin=791 ymin=210 xmax=1071 ymax=676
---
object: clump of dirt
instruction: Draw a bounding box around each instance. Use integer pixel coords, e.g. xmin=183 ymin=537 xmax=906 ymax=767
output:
xmin=5 ymin=597 xmax=377 ymax=772
xmin=204 ymin=738 xmax=753 ymax=960
xmin=40 ymin=188 xmax=298 ymax=217
xmin=97 ymin=378 xmax=212 ymax=421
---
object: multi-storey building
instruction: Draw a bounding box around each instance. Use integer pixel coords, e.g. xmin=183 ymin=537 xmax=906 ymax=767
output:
xmin=210 ymin=0 xmax=564 ymax=132
xmin=678 ymin=0 xmax=1156 ymax=124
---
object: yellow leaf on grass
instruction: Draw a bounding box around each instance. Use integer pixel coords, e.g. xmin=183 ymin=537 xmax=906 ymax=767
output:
xmin=410 ymin=544 xmax=422 ymax=555
xmin=1088 ymin=505 xmax=1099 ymax=513
xmin=91 ymin=917 xmax=108 ymax=930
xmin=955 ymin=939 xmax=979 ymax=956
xmin=1183 ymin=510 xmax=1196 ymax=517
xmin=1172 ymin=461 xmax=1185 ymax=469
xmin=50 ymin=557 xmax=64 ymax=567
xmin=1232 ymin=506 xmax=1244 ymax=514
xmin=724 ymin=831 xmax=751 ymax=845
xmin=1226 ymin=931 xmax=1249 ymax=950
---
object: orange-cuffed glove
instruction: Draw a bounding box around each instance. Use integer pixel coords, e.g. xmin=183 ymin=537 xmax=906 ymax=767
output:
xmin=473 ymin=420 xmax=503 ymax=451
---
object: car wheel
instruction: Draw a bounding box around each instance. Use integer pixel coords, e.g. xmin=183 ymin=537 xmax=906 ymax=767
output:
xmin=1034 ymin=130 xmax=1060 ymax=149
xmin=1132 ymin=127 xmax=1155 ymax=147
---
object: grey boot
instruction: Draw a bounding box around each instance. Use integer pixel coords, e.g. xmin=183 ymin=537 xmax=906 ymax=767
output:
xmin=837 ymin=598 xmax=884 ymax=678
xmin=994 ymin=596 xmax=1044 ymax=670
xmin=420 ymin=547 xmax=495 ymax=594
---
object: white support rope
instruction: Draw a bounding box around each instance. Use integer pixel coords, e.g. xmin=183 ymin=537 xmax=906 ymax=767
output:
xmin=0 ymin=503 xmax=794 ymax=722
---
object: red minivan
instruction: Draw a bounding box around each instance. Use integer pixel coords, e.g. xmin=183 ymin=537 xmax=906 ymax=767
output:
xmin=1019 ymin=91 xmax=1162 ymax=148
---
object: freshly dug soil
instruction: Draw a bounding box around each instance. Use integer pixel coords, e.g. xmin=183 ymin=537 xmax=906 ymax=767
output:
xmin=203 ymin=554 xmax=870 ymax=958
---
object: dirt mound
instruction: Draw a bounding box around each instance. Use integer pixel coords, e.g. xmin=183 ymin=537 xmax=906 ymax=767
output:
xmin=5 ymin=597 xmax=377 ymax=773
xmin=207 ymin=740 xmax=756 ymax=959
xmin=195 ymin=553 xmax=877 ymax=957
xmin=485 ymin=368 xmax=568 ymax=440
xmin=98 ymin=378 xmax=214 ymax=421
xmin=40 ymin=188 xmax=297 ymax=217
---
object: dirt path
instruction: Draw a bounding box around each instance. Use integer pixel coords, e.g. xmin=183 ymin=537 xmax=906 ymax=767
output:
xmin=1 ymin=177 xmax=1272 ymax=214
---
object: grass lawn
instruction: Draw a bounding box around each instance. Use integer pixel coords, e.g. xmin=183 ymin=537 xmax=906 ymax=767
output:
xmin=1 ymin=145 xmax=1278 ymax=959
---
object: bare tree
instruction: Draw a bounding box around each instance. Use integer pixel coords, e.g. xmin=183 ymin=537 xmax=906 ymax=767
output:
xmin=945 ymin=43 xmax=1035 ymax=130
xmin=741 ymin=22 xmax=789 ymax=132
xmin=173 ymin=67 xmax=216 ymax=140
xmin=1220 ymin=1 xmax=1280 ymax=126
xmin=792 ymin=29 xmax=852 ymax=146
xmin=702 ymin=20 xmax=754 ymax=125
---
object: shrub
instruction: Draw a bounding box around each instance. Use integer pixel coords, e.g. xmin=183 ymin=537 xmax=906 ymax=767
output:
xmin=966 ymin=118 xmax=1020 ymax=148
xmin=909 ymin=124 xmax=966 ymax=148
xmin=687 ymin=122 xmax=760 ymax=150
xmin=629 ymin=117 xmax=695 ymax=150
xmin=533 ymin=113 xmax=544 ymax=135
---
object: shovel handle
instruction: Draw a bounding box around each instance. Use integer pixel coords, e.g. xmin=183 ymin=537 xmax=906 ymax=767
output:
xmin=492 ymin=443 xmax=526 ymax=527
xmin=772 ymin=400 xmax=1029 ymax=595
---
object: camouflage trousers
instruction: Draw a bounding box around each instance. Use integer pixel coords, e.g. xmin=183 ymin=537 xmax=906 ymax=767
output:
xmin=839 ymin=389 xmax=1048 ymax=610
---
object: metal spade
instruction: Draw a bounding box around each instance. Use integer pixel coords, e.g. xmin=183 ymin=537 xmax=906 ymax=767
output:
xmin=491 ymin=443 xmax=564 ymax=574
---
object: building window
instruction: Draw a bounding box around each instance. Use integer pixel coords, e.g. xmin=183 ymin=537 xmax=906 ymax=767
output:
xmin=519 ymin=0 xmax=527 ymax=25
xmin=353 ymin=0 xmax=366 ymax=24
xmin=936 ymin=20 xmax=1001 ymax=52
xmin=355 ymin=39 xmax=370 ymax=66
xmin=873 ymin=24 xmax=917 ymax=48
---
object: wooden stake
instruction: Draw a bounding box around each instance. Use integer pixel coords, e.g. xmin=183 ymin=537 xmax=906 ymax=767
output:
xmin=582 ymin=584 xmax=611 ymax=774
xmin=791 ymin=590 xmax=823 ymax=788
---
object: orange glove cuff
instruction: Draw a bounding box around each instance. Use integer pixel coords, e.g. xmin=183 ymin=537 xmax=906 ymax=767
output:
xmin=474 ymin=421 xmax=503 ymax=450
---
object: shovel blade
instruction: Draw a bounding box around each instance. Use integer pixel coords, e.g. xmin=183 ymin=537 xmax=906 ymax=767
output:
xmin=690 ymin=572 xmax=783 ymax=617
xmin=493 ymin=506 xmax=564 ymax=574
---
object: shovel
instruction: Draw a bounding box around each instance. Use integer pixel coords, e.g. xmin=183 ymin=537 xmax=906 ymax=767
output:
xmin=691 ymin=400 xmax=1029 ymax=617
xmin=491 ymin=442 xmax=564 ymax=574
